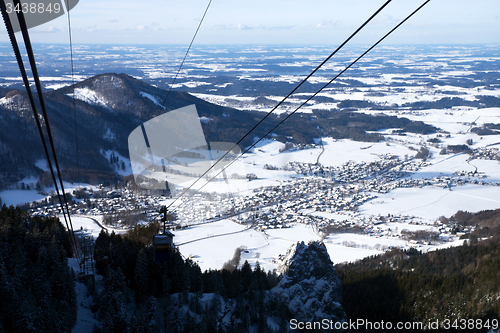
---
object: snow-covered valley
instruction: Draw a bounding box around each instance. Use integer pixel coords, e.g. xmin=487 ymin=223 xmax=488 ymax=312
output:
xmin=1 ymin=44 xmax=499 ymax=274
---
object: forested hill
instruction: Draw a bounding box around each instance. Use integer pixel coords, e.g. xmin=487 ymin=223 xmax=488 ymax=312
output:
xmin=0 ymin=205 xmax=76 ymax=332
xmin=337 ymin=209 xmax=500 ymax=333
xmin=90 ymin=227 xmax=345 ymax=332
xmin=0 ymin=73 xmax=436 ymax=190
xmin=0 ymin=205 xmax=346 ymax=332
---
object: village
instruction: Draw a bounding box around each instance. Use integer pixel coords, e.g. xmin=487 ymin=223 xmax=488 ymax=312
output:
xmin=28 ymin=144 xmax=500 ymax=247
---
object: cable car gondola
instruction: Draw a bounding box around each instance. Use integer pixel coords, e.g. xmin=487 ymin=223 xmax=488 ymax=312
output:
xmin=154 ymin=206 xmax=175 ymax=262
xmin=154 ymin=230 xmax=174 ymax=262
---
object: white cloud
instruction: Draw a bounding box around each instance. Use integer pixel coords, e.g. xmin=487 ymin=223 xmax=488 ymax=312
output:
xmin=237 ymin=24 xmax=252 ymax=30
xmin=315 ymin=20 xmax=340 ymax=29
xmin=372 ymin=15 xmax=397 ymax=25
xmin=267 ymin=25 xmax=294 ymax=30
xmin=30 ymin=26 xmax=62 ymax=34
xmin=84 ymin=25 xmax=98 ymax=32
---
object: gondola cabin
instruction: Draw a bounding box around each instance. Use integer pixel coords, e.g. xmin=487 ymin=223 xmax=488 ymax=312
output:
xmin=154 ymin=231 xmax=175 ymax=262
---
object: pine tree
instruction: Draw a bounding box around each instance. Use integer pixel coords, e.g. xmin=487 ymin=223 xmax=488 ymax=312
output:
xmin=0 ymin=207 xmax=77 ymax=332
xmin=134 ymin=249 xmax=151 ymax=304
xmin=240 ymin=261 xmax=252 ymax=293
xmin=99 ymin=268 xmax=129 ymax=332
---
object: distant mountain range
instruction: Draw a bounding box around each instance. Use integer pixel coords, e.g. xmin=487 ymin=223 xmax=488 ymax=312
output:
xmin=0 ymin=73 xmax=438 ymax=191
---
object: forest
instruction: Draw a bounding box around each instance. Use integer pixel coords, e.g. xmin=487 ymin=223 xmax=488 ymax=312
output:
xmin=3 ymin=203 xmax=500 ymax=332
xmin=0 ymin=205 xmax=77 ymax=332
xmin=337 ymin=209 xmax=500 ymax=333
xmin=90 ymin=226 xmax=345 ymax=333
xmin=91 ymin=223 xmax=290 ymax=333
xmin=0 ymin=206 xmax=290 ymax=333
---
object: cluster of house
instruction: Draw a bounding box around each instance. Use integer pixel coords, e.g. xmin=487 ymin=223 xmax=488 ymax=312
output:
xmin=31 ymin=188 xmax=165 ymax=226
xmin=469 ymin=147 xmax=500 ymax=161
xmin=29 ymin=146 xmax=497 ymax=244
xmin=171 ymin=153 xmax=495 ymax=240
xmin=283 ymin=155 xmax=426 ymax=183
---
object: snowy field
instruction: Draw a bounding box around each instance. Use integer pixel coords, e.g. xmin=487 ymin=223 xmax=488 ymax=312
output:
xmin=361 ymin=185 xmax=500 ymax=222
xmin=0 ymin=189 xmax=47 ymax=207
xmin=1 ymin=102 xmax=499 ymax=273
xmin=175 ymin=221 xmax=322 ymax=272
xmin=2 ymin=106 xmax=499 ymax=272
xmin=69 ymin=216 xmax=105 ymax=238
xmin=169 ymin=107 xmax=500 ymax=271
xmin=0 ymin=180 xmax=99 ymax=207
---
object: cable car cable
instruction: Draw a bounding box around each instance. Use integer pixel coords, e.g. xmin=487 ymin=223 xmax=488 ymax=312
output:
xmin=165 ymin=0 xmax=393 ymax=210
xmin=0 ymin=1 xmax=80 ymax=258
xmin=64 ymin=0 xmax=81 ymax=185
xmin=12 ymin=2 xmax=79 ymax=257
xmin=161 ymin=0 xmax=213 ymax=109
xmin=2 ymin=1 xmax=80 ymax=258
xmin=0 ymin=1 xmax=74 ymax=243
xmin=12 ymin=1 xmax=77 ymax=248
xmin=0 ymin=3 xmax=69 ymax=235
xmin=168 ymin=0 xmax=431 ymax=213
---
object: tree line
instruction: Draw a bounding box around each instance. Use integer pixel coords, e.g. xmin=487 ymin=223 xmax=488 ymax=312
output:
xmin=337 ymin=213 xmax=500 ymax=333
xmin=91 ymin=225 xmax=287 ymax=332
xmin=0 ymin=205 xmax=77 ymax=332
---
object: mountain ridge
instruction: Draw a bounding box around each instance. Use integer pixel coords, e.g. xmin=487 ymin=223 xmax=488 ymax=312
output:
xmin=0 ymin=72 xmax=438 ymax=192
xmin=0 ymin=73 xmax=288 ymax=190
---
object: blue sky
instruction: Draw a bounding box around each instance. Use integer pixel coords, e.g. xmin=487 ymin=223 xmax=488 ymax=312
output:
xmin=1 ymin=0 xmax=499 ymax=45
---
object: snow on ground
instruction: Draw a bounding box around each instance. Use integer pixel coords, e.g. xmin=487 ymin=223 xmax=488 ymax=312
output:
xmin=0 ymin=177 xmax=98 ymax=207
xmin=172 ymin=139 xmax=305 ymax=196
xmin=364 ymin=108 xmax=500 ymax=140
xmin=327 ymin=233 xmax=407 ymax=250
xmin=423 ymin=238 xmax=467 ymax=253
xmin=173 ymin=219 xmax=247 ymax=245
xmin=139 ymin=91 xmax=165 ymax=109
xmin=244 ymin=139 xmax=316 ymax=166
xmin=176 ymin=227 xmax=267 ymax=271
xmin=102 ymin=150 xmax=133 ymax=176
xmin=472 ymin=159 xmax=500 ymax=183
xmin=0 ymin=96 xmax=12 ymax=106
xmin=173 ymin=218 xmax=428 ymax=271
xmin=70 ymin=88 xmax=110 ymax=109
xmin=68 ymin=258 xmax=100 ymax=333
xmin=0 ymin=189 xmax=47 ymax=207
xmin=318 ymin=138 xmax=411 ymax=166
xmin=69 ymin=215 xmax=105 ymax=238
xmin=45 ymin=83 xmax=71 ymax=90
xmin=35 ymin=159 xmax=49 ymax=171
xmin=361 ymin=184 xmax=500 ymax=222
xmin=43 ymin=181 xmax=99 ymax=195
xmin=175 ymin=221 xmax=322 ymax=272
xmin=409 ymin=153 xmax=474 ymax=179
xmin=264 ymin=223 xmax=321 ymax=243
xmin=325 ymin=243 xmax=383 ymax=264
xmin=71 ymin=280 xmax=100 ymax=333
xmin=170 ymin=106 xmax=500 ymax=270
xmin=5 ymin=105 xmax=498 ymax=273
